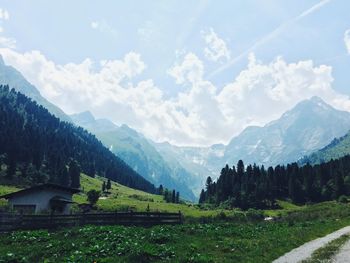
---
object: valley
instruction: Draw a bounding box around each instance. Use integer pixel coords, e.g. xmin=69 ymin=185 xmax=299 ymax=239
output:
xmin=1 ymin=2 xmax=350 ymax=261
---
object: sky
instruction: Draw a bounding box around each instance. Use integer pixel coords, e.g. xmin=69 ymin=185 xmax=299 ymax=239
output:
xmin=0 ymin=0 xmax=349 ymax=146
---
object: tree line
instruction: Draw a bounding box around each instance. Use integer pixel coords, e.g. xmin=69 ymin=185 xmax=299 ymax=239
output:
xmin=157 ymin=184 xmax=180 ymax=203
xmin=199 ymin=155 xmax=350 ymax=210
xmin=0 ymin=85 xmax=156 ymax=193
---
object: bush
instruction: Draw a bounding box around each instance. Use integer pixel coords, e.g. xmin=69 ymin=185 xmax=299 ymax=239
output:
xmin=338 ymin=195 xmax=348 ymax=203
xmin=246 ymin=209 xmax=264 ymax=221
xmin=87 ymin=189 xmax=100 ymax=205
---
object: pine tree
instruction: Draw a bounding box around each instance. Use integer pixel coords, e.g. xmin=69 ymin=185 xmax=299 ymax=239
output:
xmin=176 ymin=192 xmax=180 ymax=203
xmin=59 ymin=165 xmax=70 ymax=187
xmin=172 ymin=189 xmax=176 ymax=203
xmin=158 ymin=184 xmax=164 ymax=195
xmin=69 ymin=160 xmax=81 ymax=188
xmin=102 ymin=181 xmax=106 ymax=192
xmin=199 ymin=189 xmax=206 ymax=204
xmin=106 ymin=179 xmax=112 ymax=190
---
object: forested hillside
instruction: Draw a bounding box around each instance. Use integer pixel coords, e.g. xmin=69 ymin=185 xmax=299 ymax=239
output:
xmin=71 ymin=111 xmax=196 ymax=201
xmin=0 ymin=85 xmax=155 ymax=193
xmin=300 ymin=130 xmax=350 ymax=165
xmin=200 ymin=155 xmax=350 ymax=210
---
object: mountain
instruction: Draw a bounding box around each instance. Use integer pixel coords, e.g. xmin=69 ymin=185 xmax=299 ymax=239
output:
xmin=155 ymin=97 xmax=350 ymax=183
xmin=300 ymin=129 xmax=350 ymax=165
xmin=70 ymin=111 xmax=196 ymax=201
xmin=0 ymin=55 xmax=71 ymax=122
xmin=0 ymin=85 xmax=155 ymax=193
xmin=223 ymin=97 xmax=350 ymax=166
xmin=152 ymin=142 xmax=224 ymax=195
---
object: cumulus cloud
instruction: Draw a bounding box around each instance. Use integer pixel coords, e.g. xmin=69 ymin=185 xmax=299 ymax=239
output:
xmin=1 ymin=48 xmax=350 ymax=146
xmin=202 ymin=28 xmax=230 ymax=62
xmin=167 ymin=53 xmax=204 ymax=84
xmin=217 ymin=53 xmax=350 ymax=129
xmin=344 ymin=29 xmax=350 ymax=54
xmin=0 ymin=8 xmax=9 ymax=20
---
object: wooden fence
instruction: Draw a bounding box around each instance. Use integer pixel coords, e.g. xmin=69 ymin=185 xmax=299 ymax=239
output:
xmin=0 ymin=211 xmax=183 ymax=231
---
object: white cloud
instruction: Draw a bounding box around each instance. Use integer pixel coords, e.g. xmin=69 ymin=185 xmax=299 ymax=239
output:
xmin=0 ymin=8 xmax=9 ymax=20
xmin=344 ymin=29 xmax=350 ymax=54
xmin=167 ymin=53 xmax=204 ymax=85
xmin=91 ymin=21 xmax=99 ymax=29
xmin=217 ymin=53 xmax=350 ymax=129
xmin=1 ymin=48 xmax=349 ymax=146
xmin=89 ymin=20 xmax=118 ymax=39
xmin=0 ymin=8 xmax=15 ymax=48
xmin=0 ymin=36 xmax=16 ymax=48
xmin=202 ymin=28 xmax=230 ymax=62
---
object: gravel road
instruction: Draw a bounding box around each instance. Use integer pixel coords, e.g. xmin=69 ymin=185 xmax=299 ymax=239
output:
xmin=273 ymin=226 xmax=350 ymax=263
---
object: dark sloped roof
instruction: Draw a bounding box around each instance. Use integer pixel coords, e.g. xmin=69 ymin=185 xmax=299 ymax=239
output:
xmin=50 ymin=195 xmax=75 ymax=204
xmin=0 ymin=183 xmax=80 ymax=199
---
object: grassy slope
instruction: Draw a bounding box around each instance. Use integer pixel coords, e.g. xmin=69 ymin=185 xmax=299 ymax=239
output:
xmin=0 ymin=174 xmax=233 ymax=218
xmin=75 ymin=174 xmax=234 ymax=218
xmin=0 ymin=184 xmax=21 ymax=207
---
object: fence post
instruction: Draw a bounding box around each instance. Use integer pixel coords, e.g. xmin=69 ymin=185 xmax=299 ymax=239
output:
xmin=178 ymin=211 xmax=183 ymax=224
xmin=114 ymin=211 xmax=118 ymax=224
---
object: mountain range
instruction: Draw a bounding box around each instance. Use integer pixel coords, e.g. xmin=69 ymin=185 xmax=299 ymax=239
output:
xmin=152 ymin=97 xmax=350 ymax=193
xmin=70 ymin=111 xmax=196 ymax=201
xmin=2 ymin=55 xmax=350 ymax=200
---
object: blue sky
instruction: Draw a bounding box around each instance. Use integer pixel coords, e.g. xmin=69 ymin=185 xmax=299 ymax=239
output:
xmin=0 ymin=0 xmax=349 ymax=146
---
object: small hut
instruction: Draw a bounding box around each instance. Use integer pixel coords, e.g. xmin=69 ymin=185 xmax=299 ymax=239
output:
xmin=0 ymin=184 xmax=80 ymax=214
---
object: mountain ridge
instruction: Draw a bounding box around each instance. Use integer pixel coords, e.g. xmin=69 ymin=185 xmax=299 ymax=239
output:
xmin=70 ymin=111 xmax=197 ymax=201
xmin=0 ymin=55 xmax=71 ymax=122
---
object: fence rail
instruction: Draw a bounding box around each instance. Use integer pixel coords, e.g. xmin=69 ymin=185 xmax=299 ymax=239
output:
xmin=0 ymin=211 xmax=183 ymax=231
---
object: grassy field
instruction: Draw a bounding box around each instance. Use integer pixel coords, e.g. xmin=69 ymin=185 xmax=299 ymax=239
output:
xmin=0 ymin=174 xmax=238 ymax=219
xmin=73 ymin=174 xmax=241 ymax=219
xmin=2 ymin=176 xmax=350 ymax=262
xmin=1 ymin=216 xmax=350 ymax=262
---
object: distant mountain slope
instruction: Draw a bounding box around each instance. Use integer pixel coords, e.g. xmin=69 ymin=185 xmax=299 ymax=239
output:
xmin=152 ymin=142 xmax=224 ymax=195
xmin=157 ymin=97 xmax=350 ymax=183
xmin=300 ymin=130 xmax=350 ymax=165
xmin=0 ymin=85 xmax=155 ymax=193
xmin=223 ymin=96 xmax=350 ymax=166
xmin=0 ymin=55 xmax=71 ymax=122
xmin=70 ymin=112 xmax=196 ymax=201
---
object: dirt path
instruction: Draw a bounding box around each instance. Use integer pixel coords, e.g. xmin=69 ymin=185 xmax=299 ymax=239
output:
xmin=332 ymin=238 xmax=350 ymax=263
xmin=273 ymin=226 xmax=350 ymax=263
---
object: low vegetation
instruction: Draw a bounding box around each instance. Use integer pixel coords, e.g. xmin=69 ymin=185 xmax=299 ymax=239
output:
xmin=1 ymin=214 xmax=350 ymax=262
xmin=2 ymin=174 xmax=350 ymax=262
xmin=73 ymin=174 xmax=237 ymax=220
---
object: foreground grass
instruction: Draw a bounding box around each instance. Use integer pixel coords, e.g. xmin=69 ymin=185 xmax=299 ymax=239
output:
xmin=1 ymin=218 xmax=350 ymax=263
xmin=302 ymin=234 xmax=350 ymax=263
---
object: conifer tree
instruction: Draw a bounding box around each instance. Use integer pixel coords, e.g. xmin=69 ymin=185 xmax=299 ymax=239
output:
xmin=106 ymin=179 xmax=112 ymax=190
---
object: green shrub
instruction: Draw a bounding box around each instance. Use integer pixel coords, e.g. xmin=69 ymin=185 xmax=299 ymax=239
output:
xmin=338 ymin=195 xmax=348 ymax=203
xmin=246 ymin=209 xmax=264 ymax=221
